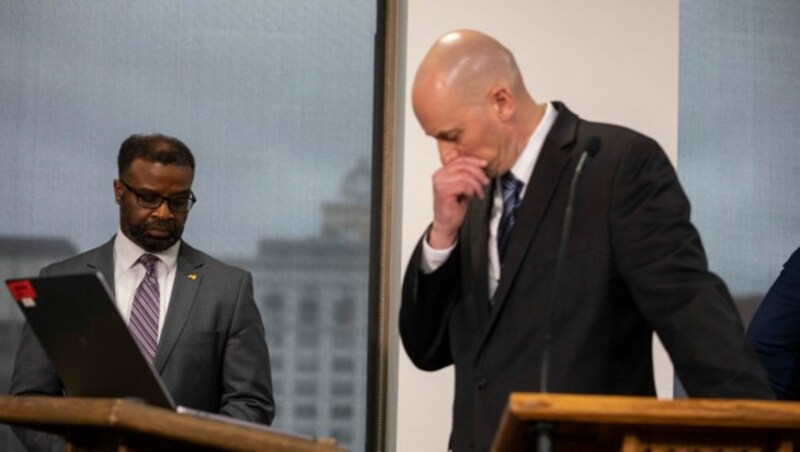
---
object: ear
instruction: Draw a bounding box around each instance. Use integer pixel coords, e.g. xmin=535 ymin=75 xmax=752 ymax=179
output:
xmin=488 ymin=85 xmax=514 ymax=121
xmin=113 ymin=179 xmax=123 ymax=205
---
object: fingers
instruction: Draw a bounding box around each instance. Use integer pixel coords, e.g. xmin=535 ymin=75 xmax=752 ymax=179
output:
xmin=434 ymin=172 xmax=484 ymax=199
xmin=439 ymin=149 xmax=486 ymax=167
xmin=435 ymin=157 xmax=490 ymax=198
xmin=429 ymin=156 xmax=491 ymax=241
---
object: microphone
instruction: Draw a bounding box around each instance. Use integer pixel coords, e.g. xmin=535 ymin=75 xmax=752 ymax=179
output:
xmin=535 ymin=136 xmax=601 ymax=451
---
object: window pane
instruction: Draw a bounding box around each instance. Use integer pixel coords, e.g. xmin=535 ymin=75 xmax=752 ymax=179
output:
xmin=0 ymin=2 xmax=376 ymax=450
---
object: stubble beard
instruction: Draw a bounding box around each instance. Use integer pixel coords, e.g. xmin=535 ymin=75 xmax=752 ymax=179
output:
xmin=120 ymin=204 xmax=183 ymax=253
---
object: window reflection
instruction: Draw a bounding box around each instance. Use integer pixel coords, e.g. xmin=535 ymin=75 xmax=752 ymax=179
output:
xmin=295 ymin=380 xmax=318 ymax=396
xmin=0 ymin=1 xmax=377 ymax=450
xmin=331 ymin=380 xmax=354 ymax=397
xmin=246 ymin=158 xmax=372 ymax=449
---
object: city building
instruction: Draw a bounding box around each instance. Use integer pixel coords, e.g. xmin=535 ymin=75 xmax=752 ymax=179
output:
xmin=232 ymin=158 xmax=371 ymax=449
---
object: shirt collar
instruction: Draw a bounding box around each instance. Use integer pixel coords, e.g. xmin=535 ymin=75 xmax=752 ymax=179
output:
xmin=114 ymin=228 xmax=180 ymax=272
xmin=507 ymin=102 xmax=559 ymax=194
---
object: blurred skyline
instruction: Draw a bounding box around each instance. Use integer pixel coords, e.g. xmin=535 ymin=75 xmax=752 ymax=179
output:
xmin=0 ymin=0 xmax=377 ymax=257
xmin=0 ymin=1 xmax=378 ymax=450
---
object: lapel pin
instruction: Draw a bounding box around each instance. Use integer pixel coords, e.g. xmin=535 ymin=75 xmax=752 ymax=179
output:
xmin=188 ymin=274 xmax=197 ymax=280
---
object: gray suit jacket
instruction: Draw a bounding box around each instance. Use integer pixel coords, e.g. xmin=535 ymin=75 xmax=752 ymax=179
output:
xmin=10 ymin=238 xmax=274 ymax=450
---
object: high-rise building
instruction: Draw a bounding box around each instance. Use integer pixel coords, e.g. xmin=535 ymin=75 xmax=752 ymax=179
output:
xmin=231 ymin=158 xmax=371 ymax=450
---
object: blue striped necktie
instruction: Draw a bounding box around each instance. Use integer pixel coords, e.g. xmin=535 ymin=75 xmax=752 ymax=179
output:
xmin=129 ymin=253 xmax=160 ymax=363
xmin=497 ymin=172 xmax=524 ymax=264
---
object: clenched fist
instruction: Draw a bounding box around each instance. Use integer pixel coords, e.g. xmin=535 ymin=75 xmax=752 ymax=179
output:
xmin=429 ymin=152 xmax=489 ymax=249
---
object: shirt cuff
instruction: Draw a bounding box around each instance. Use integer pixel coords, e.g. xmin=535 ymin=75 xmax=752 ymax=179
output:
xmin=420 ymin=232 xmax=457 ymax=274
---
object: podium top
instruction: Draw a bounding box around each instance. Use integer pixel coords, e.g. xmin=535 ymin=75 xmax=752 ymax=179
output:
xmin=493 ymin=393 xmax=800 ymax=452
xmin=506 ymin=393 xmax=800 ymax=428
xmin=0 ymin=396 xmax=344 ymax=452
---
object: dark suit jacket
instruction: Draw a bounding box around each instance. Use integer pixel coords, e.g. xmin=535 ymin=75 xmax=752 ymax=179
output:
xmin=10 ymin=238 xmax=274 ymax=450
xmin=747 ymin=246 xmax=800 ymax=399
xmin=400 ymin=102 xmax=773 ymax=451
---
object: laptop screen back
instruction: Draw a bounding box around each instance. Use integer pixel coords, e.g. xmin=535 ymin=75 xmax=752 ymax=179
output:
xmin=6 ymin=272 xmax=174 ymax=409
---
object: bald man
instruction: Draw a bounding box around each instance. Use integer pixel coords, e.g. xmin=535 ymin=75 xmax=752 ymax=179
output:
xmin=399 ymin=30 xmax=772 ymax=451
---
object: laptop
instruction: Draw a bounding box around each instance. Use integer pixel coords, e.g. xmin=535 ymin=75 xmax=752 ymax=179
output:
xmin=5 ymin=272 xmax=175 ymax=408
xmin=5 ymin=272 xmax=313 ymax=438
xmin=5 ymin=272 xmax=319 ymax=438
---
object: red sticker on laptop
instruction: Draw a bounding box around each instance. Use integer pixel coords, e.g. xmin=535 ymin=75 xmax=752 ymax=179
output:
xmin=7 ymin=280 xmax=37 ymax=300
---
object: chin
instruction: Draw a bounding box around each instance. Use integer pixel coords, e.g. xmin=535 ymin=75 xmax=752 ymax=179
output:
xmin=140 ymin=238 xmax=179 ymax=253
xmin=126 ymin=229 xmax=180 ymax=252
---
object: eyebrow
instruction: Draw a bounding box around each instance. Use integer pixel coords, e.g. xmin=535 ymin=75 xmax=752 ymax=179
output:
xmin=433 ymin=128 xmax=459 ymax=141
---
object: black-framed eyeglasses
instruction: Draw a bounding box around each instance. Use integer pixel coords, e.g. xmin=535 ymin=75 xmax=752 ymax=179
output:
xmin=117 ymin=179 xmax=197 ymax=212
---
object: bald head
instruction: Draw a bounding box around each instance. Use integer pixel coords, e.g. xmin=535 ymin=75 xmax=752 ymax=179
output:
xmin=412 ymin=30 xmax=543 ymax=177
xmin=414 ymin=30 xmax=528 ymax=106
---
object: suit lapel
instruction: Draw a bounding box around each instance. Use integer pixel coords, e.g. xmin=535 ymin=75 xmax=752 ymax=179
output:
xmin=86 ymin=238 xmax=116 ymax=294
xmin=154 ymin=242 xmax=204 ymax=373
xmin=473 ymin=102 xmax=580 ymax=363
xmin=463 ymin=182 xmax=494 ymax=329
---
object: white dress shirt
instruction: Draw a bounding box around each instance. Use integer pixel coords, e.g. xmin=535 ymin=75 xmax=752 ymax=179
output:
xmin=113 ymin=229 xmax=180 ymax=339
xmin=422 ymin=102 xmax=559 ymax=298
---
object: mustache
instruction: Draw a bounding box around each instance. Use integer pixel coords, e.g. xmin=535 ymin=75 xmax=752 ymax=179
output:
xmin=144 ymin=219 xmax=176 ymax=232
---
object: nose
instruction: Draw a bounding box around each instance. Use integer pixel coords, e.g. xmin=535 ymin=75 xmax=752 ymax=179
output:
xmin=151 ymin=199 xmax=174 ymax=219
xmin=437 ymin=140 xmax=460 ymax=164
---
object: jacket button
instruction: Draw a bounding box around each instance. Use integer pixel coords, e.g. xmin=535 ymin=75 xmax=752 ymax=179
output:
xmin=476 ymin=378 xmax=488 ymax=390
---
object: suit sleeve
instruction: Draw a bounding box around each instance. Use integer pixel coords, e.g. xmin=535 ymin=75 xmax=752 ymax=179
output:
xmin=399 ymin=234 xmax=461 ymax=371
xmin=9 ymin=266 xmax=67 ymax=451
xmin=609 ymin=134 xmax=773 ymax=399
xmin=218 ymin=271 xmax=276 ymax=424
xmin=747 ymin=247 xmax=800 ymax=399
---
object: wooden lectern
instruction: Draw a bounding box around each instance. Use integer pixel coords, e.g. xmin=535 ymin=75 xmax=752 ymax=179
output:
xmin=0 ymin=396 xmax=344 ymax=451
xmin=492 ymin=393 xmax=800 ymax=452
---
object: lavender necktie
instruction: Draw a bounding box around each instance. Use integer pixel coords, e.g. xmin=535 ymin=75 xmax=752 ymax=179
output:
xmin=129 ymin=253 xmax=160 ymax=363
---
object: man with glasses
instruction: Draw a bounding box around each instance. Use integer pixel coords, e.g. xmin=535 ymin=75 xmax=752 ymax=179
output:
xmin=10 ymin=134 xmax=275 ymax=450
